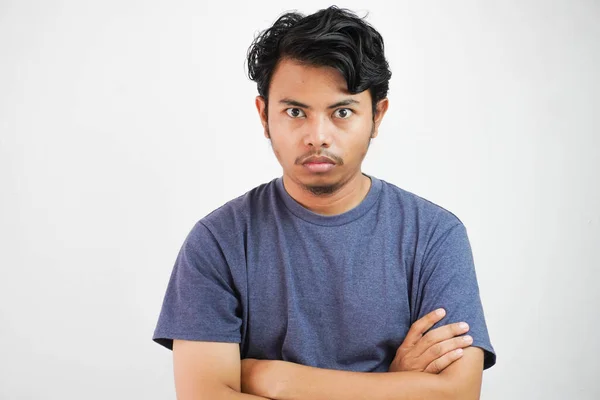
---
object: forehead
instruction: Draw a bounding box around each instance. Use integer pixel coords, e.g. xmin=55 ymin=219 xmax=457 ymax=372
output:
xmin=268 ymin=58 xmax=369 ymax=105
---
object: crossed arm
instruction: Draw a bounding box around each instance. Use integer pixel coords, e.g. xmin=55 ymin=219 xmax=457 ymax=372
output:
xmin=172 ymin=310 xmax=485 ymax=400
xmin=240 ymin=347 xmax=483 ymax=400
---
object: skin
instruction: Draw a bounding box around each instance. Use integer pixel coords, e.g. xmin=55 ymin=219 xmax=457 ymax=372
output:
xmin=255 ymin=57 xmax=389 ymax=216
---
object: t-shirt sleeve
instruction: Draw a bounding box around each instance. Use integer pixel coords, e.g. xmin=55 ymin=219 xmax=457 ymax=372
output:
xmin=415 ymin=222 xmax=496 ymax=369
xmin=152 ymin=221 xmax=242 ymax=350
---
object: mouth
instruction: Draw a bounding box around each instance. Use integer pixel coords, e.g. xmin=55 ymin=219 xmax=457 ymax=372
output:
xmin=301 ymin=156 xmax=336 ymax=173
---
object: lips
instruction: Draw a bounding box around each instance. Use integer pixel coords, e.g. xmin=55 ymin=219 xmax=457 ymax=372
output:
xmin=301 ymin=155 xmax=337 ymax=173
xmin=302 ymin=156 xmax=336 ymax=165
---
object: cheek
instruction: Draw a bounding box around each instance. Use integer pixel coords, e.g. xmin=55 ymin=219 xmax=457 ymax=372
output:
xmin=269 ymin=119 xmax=300 ymax=147
xmin=337 ymin=137 xmax=370 ymax=166
xmin=271 ymin=117 xmax=300 ymax=137
xmin=344 ymin=123 xmax=372 ymax=149
xmin=269 ymin=133 xmax=295 ymax=165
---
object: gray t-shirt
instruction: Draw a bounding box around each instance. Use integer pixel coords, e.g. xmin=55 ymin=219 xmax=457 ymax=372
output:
xmin=153 ymin=174 xmax=496 ymax=371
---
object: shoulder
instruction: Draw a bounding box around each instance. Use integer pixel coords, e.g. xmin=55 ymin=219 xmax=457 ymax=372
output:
xmin=377 ymin=177 xmax=464 ymax=231
xmin=189 ymin=178 xmax=278 ymax=241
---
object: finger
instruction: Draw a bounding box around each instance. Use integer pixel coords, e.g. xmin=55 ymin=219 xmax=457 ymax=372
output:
xmin=424 ymin=348 xmax=465 ymax=374
xmin=413 ymin=322 xmax=470 ymax=357
xmin=400 ymin=308 xmax=446 ymax=348
xmin=421 ymin=335 xmax=473 ymax=365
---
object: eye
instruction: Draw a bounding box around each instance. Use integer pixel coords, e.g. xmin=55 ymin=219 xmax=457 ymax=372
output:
xmin=286 ymin=108 xmax=306 ymax=118
xmin=334 ymin=108 xmax=353 ymax=119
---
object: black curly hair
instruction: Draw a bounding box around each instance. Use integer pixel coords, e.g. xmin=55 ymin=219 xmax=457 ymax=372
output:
xmin=246 ymin=6 xmax=392 ymax=119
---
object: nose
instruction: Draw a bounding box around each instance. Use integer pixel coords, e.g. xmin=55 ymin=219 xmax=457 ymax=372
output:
xmin=302 ymin=115 xmax=333 ymax=148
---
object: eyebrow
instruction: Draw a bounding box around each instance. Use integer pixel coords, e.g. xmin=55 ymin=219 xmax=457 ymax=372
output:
xmin=279 ymin=98 xmax=360 ymax=109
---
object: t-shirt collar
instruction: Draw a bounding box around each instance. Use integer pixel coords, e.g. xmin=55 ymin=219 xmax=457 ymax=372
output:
xmin=275 ymin=173 xmax=382 ymax=226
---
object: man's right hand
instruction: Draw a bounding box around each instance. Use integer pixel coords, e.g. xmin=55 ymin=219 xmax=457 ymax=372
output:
xmin=388 ymin=308 xmax=473 ymax=374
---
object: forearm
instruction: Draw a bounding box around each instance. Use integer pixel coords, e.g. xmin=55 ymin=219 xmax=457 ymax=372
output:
xmin=269 ymin=361 xmax=457 ymax=400
xmin=185 ymin=385 xmax=271 ymax=400
xmin=221 ymin=387 xmax=272 ymax=400
xmin=242 ymin=348 xmax=482 ymax=400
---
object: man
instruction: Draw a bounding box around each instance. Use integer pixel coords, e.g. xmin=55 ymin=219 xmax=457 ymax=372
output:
xmin=153 ymin=6 xmax=496 ymax=399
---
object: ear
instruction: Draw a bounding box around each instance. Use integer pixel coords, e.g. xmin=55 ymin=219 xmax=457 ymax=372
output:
xmin=371 ymin=98 xmax=389 ymax=139
xmin=255 ymin=96 xmax=269 ymax=139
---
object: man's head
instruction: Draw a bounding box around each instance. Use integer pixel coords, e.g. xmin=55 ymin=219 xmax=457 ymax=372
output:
xmin=246 ymin=6 xmax=391 ymax=196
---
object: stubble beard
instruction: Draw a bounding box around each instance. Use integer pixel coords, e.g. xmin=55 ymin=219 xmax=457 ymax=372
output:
xmin=266 ymin=123 xmax=374 ymax=197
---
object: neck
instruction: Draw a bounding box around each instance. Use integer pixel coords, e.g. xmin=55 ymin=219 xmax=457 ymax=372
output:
xmin=282 ymin=172 xmax=372 ymax=216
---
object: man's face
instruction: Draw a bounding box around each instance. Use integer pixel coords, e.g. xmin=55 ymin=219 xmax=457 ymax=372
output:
xmin=255 ymin=58 xmax=388 ymax=195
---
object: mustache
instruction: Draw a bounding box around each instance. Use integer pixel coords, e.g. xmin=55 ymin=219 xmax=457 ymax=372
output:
xmin=295 ymin=151 xmax=344 ymax=165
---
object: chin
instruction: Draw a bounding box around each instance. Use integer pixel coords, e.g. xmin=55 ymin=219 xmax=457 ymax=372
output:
xmin=299 ymin=171 xmax=337 ymax=183
xmin=299 ymin=174 xmax=344 ymax=195
xmin=304 ymin=184 xmax=340 ymax=196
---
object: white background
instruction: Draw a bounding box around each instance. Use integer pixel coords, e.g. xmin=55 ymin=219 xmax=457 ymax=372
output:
xmin=1 ymin=0 xmax=598 ymax=399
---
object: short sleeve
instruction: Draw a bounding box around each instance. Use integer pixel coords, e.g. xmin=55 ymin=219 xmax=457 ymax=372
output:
xmin=416 ymin=223 xmax=496 ymax=369
xmin=152 ymin=221 xmax=242 ymax=350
